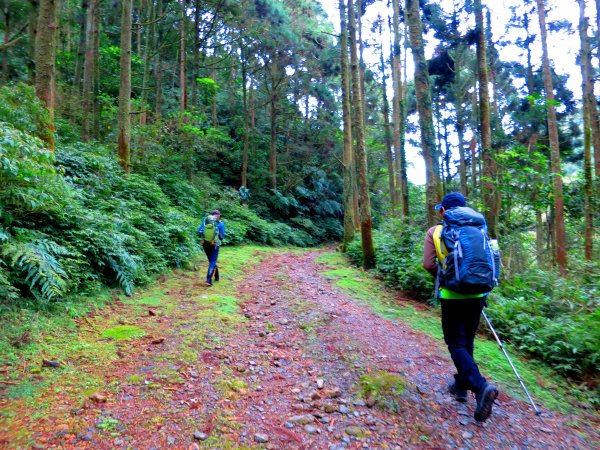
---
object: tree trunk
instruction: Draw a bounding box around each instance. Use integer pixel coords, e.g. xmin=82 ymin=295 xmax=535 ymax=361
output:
xmin=578 ymin=0 xmax=594 ymax=261
xmin=536 ymin=0 xmax=567 ymax=273
xmin=34 ymin=0 xmax=58 ymax=151
xmin=81 ymin=0 xmax=98 ymax=141
xmin=91 ymin=1 xmax=100 ymax=137
xmin=379 ymin=20 xmax=395 ymax=210
xmin=73 ymin=0 xmax=87 ymax=91
xmin=28 ymin=0 xmax=38 ymax=84
xmin=117 ymin=0 xmax=132 ymax=172
xmin=391 ymin=1 xmax=402 ymax=210
xmin=270 ymin=93 xmax=277 ymax=189
xmin=406 ymin=0 xmax=440 ymax=227
xmin=474 ymin=0 xmax=498 ymax=238
xmin=139 ymin=0 xmax=156 ymax=126
xmin=348 ymin=0 xmax=375 ymax=269
xmin=339 ymin=0 xmax=355 ymax=251
xmin=191 ymin=0 xmax=200 ymax=107
xmin=241 ymin=57 xmax=249 ymax=189
xmin=2 ymin=2 xmax=9 ymax=83
xmin=179 ymin=0 xmax=186 ymax=111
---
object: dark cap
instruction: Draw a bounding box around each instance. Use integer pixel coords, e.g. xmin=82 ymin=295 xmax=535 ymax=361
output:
xmin=434 ymin=192 xmax=466 ymax=210
xmin=211 ymin=209 xmax=221 ymax=216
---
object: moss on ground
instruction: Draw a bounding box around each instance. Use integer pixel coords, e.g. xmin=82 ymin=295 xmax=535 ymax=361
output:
xmin=317 ymin=250 xmax=587 ymax=413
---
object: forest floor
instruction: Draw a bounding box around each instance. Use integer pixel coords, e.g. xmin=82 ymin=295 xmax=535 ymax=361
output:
xmin=1 ymin=246 xmax=598 ymax=449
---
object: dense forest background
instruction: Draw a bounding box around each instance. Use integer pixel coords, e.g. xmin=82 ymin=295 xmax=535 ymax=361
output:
xmin=0 ymin=0 xmax=598 ymax=400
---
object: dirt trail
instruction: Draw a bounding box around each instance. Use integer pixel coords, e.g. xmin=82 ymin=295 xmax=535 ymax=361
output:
xmin=5 ymin=249 xmax=598 ymax=449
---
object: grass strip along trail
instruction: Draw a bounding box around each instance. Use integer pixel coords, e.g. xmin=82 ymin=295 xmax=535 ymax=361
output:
xmin=1 ymin=247 xmax=598 ymax=449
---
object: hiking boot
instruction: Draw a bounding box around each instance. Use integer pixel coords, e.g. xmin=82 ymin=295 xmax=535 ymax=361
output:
xmin=448 ymin=381 xmax=468 ymax=403
xmin=474 ymin=383 xmax=499 ymax=422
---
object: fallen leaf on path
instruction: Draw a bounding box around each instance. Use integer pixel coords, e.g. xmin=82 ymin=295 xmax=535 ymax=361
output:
xmin=151 ymin=337 xmax=165 ymax=344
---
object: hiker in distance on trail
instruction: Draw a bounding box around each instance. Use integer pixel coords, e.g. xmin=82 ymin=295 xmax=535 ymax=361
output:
xmin=423 ymin=192 xmax=501 ymax=422
xmin=197 ymin=209 xmax=225 ymax=286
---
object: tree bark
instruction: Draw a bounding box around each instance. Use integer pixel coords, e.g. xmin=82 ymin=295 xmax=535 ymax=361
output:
xmin=81 ymin=0 xmax=98 ymax=141
xmin=578 ymin=0 xmax=594 ymax=261
xmin=391 ymin=1 xmax=408 ymax=215
xmin=348 ymin=0 xmax=375 ymax=269
xmin=406 ymin=0 xmax=440 ymax=228
xmin=73 ymin=0 xmax=87 ymax=91
xmin=474 ymin=0 xmax=498 ymax=238
xmin=179 ymin=0 xmax=186 ymax=111
xmin=339 ymin=0 xmax=355 ymax=251
xmin=118 ymin=0 xmax=133 ymax=172
xmin=536 ymin=0 xmax=567 ymax=273
xmin=191 ymin=0 xmax=200 ymax=107
xmin=270 ymin=91 xmax=278 ymax=189
xmin=34 ymin=0 xmax=58 ymax=151
xmin=2 ymin=2 xmax=9 ymax=83
xmin=379 ymin=20 xmax=395 ymax=210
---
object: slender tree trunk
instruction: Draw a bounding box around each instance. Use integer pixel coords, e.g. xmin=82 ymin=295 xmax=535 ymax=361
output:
xmin=154 ymin=0 xmax=163 ymax=119
xmin=578 ymin=0 xmax=594 ymax=261
xmin=179 ymin=0 xmax=186 ymax=111
xmin=2 ymin=2 xmax=9 ymax=83
xmin=73 ymin=0 xmax=87 ymax=91
xmin=117 ymin=0 xmax=132 ymax=172
xmin=28 ymin=0 xmax=38 ymax=84
xmin=81 ymin=0 xmax=97 ymax=141
xmin=474 ymin=0 xmax=498 ymax=237
xmin=270 ymin=91 xmax=277 ymax=189
xmin=91 ymin=1 xmax=100 ymax=137
xmin=348 ymin=0 xmax=375 ymax=269
xmin=34 ymin=0 xmax=58 ymax=150
xmin=241 ymin=57 xmax=249 ymax=189
xmin=191 ymin=0 xmax=200 ymax=107
xmin=211 ymin=68 xmax=217 ymax=126
xmin=139 ymin=0 xmax=155 ymax=126
xmin=406 ymin=0 xmax=440 ymax=227
xmin=391 ymin=2 xmax=402 ymax=210
xmin=379 ymin=21 xmax=395 ymax=210
xmin=536 ymin=0 xmax=567 ymax=273
xmin=339 ymin=0 xmax=355 ymax=251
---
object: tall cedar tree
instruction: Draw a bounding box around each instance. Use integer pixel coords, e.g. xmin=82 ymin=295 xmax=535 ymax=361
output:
xmin=391 ymin=0 xmax=408 ymax=216
xmin=34 ymin=0 xmax=58 ymax=150
xmin=406 ymin=0 xmax=440 ymax=227
xmin=378 ymin=17 xmax=395 ymax=210
xmin=474 ymin=0 xmax=498 ymax=238
xmin=348 ymin=0 xmax=375 ymax=269
xmin=117 ymin=0 xmax=132 ymax=172
xmin=577 ymin=0 xmax=595 ymax=260
xmin=536 ymin=0 xmax=567 ymax=273
xmin=340 ymin=0 xmax=356 ymax=251
xmin=81 ymin=0 xmax=98 ymax=141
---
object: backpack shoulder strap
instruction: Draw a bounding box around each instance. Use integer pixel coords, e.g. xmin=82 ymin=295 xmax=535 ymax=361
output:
xmin=432 ymin=224 xmax=447 ymax=262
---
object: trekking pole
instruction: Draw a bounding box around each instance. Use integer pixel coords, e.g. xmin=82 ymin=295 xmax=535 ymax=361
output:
xmin=482 ymin=311 xmax=542 ymax=416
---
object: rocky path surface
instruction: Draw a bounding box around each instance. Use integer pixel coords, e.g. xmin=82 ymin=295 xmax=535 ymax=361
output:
xmin=4 ymin=249 xmax=598 ymax=449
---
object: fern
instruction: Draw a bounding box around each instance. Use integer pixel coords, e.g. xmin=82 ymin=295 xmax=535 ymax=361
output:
xmin=2 ymin=239 xmax=69 ymax=301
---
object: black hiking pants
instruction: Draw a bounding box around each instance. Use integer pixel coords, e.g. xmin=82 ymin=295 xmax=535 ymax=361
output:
xmin=441 ymin=297 xmax=487 ymax=393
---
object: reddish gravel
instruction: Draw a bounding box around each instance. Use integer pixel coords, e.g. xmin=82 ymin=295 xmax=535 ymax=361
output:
xmin=9 ymin=249 xmax=599 ymax=449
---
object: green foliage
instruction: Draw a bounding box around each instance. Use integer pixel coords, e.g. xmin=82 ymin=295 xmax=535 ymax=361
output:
xmin=488 ymin=270 xmax=599 ymax=379
xmin=0 ymin=84 xmax=52 ymax=142
xmin=347 ymin=219 xmax=434 ymax=301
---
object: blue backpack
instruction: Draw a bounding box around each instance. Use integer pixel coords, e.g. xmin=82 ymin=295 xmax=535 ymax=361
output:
xmin=433 ymin=206 xmax=500 ymax=295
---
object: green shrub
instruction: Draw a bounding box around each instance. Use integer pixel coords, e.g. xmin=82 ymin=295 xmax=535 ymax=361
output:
xmin=487 ymin=270 xmax=599 ymax=378
xmin=347 ymin=220 xmax=434 ymax=300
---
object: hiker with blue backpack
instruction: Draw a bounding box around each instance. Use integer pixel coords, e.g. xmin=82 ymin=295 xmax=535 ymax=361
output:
xmin=197 ymin=209 xmax=225 ymax=286
xmin=423 ymin=192 xmax=500 ymax=422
